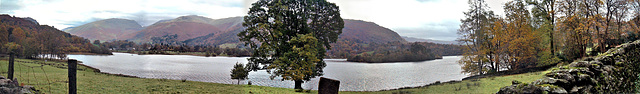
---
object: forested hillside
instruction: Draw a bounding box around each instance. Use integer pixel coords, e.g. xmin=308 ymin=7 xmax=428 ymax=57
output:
xmin=0 ymin=14 xmax=111 ymax=59
xmin=344 ymin=42 xmax=462 ymax=63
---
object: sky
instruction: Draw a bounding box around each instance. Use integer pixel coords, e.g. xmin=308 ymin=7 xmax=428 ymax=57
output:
xmin=0 ymin=0 xmax=509 ymax=41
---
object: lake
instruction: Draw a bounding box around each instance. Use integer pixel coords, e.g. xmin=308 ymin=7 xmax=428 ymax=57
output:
xmin=68 ymin=52 xmax=467 ymax=91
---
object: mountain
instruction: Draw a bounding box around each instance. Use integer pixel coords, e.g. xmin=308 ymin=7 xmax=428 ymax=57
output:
xmin=64 ymin=18 xmax=143 ymax=41
xmin=181 ymin=16 xmax=244 ymax=46
xmin=402 ymin=36 xmax=458 ymax=44
xmin=61 ymin=27 xmax=75 ymax=31
xmin=341 ymin=19 xmax=406 ymax=43
xmin=126 ymin=15 xmax=243 ymax=43
xmin=69 ymin=15 xmax=407 ymax=47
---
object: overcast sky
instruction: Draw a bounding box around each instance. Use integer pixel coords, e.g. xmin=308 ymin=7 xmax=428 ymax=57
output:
xmin=0 ymin=0 xmax=508 ymax=41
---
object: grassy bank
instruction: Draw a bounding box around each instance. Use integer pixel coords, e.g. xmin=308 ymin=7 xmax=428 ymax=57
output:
xmin=343 ymin=70 xmax=550 ymax=94
xmin=0 ymin=58 xmax=310 ymax=94
xmin=0 ymin=58 xmax=549 ymax=93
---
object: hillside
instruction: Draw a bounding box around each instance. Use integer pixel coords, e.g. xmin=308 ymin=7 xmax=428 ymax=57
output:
xmin=67 ymin=15 xmax=409 ymax=48
xmin=126 ymin=21 xmax=223 ymax=43
xmin=181 ymin=16 xmax=245 ymax=46
xmin=0 ymin=14 xmax=111 ymax=57
xmin=121 ymin=15 xmax=407 ymax=46
xmin=64 ymin=18 xmax=143 ymax=41
xmin=341 ymin=20 xmax=407 ymax=43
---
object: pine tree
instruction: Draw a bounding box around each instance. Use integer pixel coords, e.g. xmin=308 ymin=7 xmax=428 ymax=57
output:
xmin=230 ymin=63 xmax=248 ymax=85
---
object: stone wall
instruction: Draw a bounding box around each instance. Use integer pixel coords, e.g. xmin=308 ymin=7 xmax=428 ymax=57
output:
xmin=0 ymin=76 xmax=35 ymax=93
xmin=498 ymin=40 xmax=640 ymax=94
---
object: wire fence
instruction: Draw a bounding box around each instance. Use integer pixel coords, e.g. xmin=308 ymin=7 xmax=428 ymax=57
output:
xmin=0 ymin=59 xmax=70 ymax=94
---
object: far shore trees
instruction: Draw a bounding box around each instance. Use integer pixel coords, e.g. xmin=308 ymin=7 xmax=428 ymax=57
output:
xmin=238 ymin=0 xmax=344 ymax=91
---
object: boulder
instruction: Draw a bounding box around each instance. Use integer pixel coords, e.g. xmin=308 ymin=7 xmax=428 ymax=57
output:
xmin=0 ymin=77 xmax=33 ymax=93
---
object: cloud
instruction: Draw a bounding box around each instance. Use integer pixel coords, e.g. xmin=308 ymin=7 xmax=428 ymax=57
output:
xmin=0 ymin=0 xmax=25 ymax=13
xmin=1 ymin=0 xmax=509 ymax=41
xmin=394 ymin=20 xmax=461 ymax=41
xmin=2 ymin=0 xmax=245 ymax=29
xmin=327 ymin=0 xmax=468 ymax=41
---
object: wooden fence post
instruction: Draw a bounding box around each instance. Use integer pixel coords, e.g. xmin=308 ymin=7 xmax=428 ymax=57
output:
xmin=7 ymin=28 xmax=14 ymax=80
xmin=8 ymin=53 xmax=13 ymax=79
xmin=68 ymin=59 xmax=77 ymax=94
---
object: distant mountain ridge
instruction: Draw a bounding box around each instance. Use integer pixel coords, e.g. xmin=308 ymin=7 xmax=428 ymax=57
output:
xmin=64 ymin=18 xmax=143 ymax=41
xmin=64 ymin=15 xmax=408 ymax=46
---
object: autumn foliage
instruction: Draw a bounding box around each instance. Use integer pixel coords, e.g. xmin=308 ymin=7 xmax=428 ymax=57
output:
xmin=0 ymin=14 xmax=111 ymax=59
xmin=457 ymin=0 xmax=640 ymax=75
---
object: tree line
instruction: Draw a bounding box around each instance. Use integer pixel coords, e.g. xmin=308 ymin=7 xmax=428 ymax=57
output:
xmin=97 ymin=40 xmax=251 ymax=57
xmin=458 ymin=0 xmax=640 ymax=75
xmin=345 ymin=42 xmax=462 ymax=63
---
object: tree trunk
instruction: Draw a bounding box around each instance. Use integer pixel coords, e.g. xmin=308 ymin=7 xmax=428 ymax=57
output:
xmin=237 ymin=80 xmax=240 ymax=85
xmin=295 ymin=80 xmax=303 ymax=90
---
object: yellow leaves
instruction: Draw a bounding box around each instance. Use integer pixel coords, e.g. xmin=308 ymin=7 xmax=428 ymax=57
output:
xmin=4 ymin=42 xmax=21 ymax=51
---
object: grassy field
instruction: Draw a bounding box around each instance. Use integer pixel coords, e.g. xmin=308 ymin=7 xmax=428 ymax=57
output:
xmin=0 ymin=58 xmax=549 ymax=94
xmin=342 ymin=70 xmax=550 ymax=94
xmin=0 ymin=58 xmax=313 ymax=94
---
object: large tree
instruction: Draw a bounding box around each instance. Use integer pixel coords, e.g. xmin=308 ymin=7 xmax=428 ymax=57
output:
xmin=238 ymin=0 xmax=343 ymax=90
xmin=528 ymin=0 xmax=558 ymax=56
xmin=457 ymin=0 xmax=493 ymax=75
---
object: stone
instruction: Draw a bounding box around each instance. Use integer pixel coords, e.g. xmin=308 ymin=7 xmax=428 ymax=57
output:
xmin=497 ymin=85 xmax=517 ymax=94
xmin=539 ymin=85 xmax=567 ymax=94
xmin=533 ymin=77 xmax=569 ymax=86
xmin=0 ymin=79 xmax=10 ymax=84
xmin=569 ymin=61 xmax=589 ymax=67
xmin=22 ymin=85 xmax=34 ymax=90
xmin=546 ymin=71 xmax=575 ymax=82
xmin=511 ymin=80 xmax=521 ymax=85
xmin=519 ymin=84 xmax=543 ymax=94
xmin=10 ymin=78 xmax=18 ymax=86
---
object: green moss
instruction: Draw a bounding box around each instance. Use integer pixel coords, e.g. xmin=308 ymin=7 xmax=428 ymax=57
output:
xmin=616 ymin=62 xmax=624 ymax=65
xmin=537 ymin=84 xmax=560 ymax=88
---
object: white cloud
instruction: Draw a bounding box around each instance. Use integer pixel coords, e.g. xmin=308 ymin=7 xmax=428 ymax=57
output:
xmin=1 ymin=0 xmax=509 ymax=41
xmin=5 ymin=0 xmax=245 ymax=29
xmin=327 ymin=0 xmax=468 ymax=40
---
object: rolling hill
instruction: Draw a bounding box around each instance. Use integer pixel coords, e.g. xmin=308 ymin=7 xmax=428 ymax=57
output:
xmin=340 ymin=19 xmax=406 ymax=43
xmin=64 ymin=18 xmax=143 ymax=41
xmin=66 ymin=15 xmax=407 ymax=46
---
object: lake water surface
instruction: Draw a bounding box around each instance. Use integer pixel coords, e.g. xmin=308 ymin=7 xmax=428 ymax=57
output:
xmin=68 ymin=52 xmax=467 ymax=91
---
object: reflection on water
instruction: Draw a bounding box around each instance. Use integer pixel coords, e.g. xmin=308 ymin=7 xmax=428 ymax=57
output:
xmin=68 ymin=52 xmax=467 ymax=91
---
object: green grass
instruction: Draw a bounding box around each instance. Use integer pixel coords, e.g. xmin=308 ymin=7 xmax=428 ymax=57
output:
xmin=219 ymin=43 xmax=239 ymax=48
xmin=0 ymin=58 xmax=550 ymax=94
xmin=0 ymin=58 xmax=313 ymax=94
xmin=343 ymin=70 xmax=550 ymax=94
